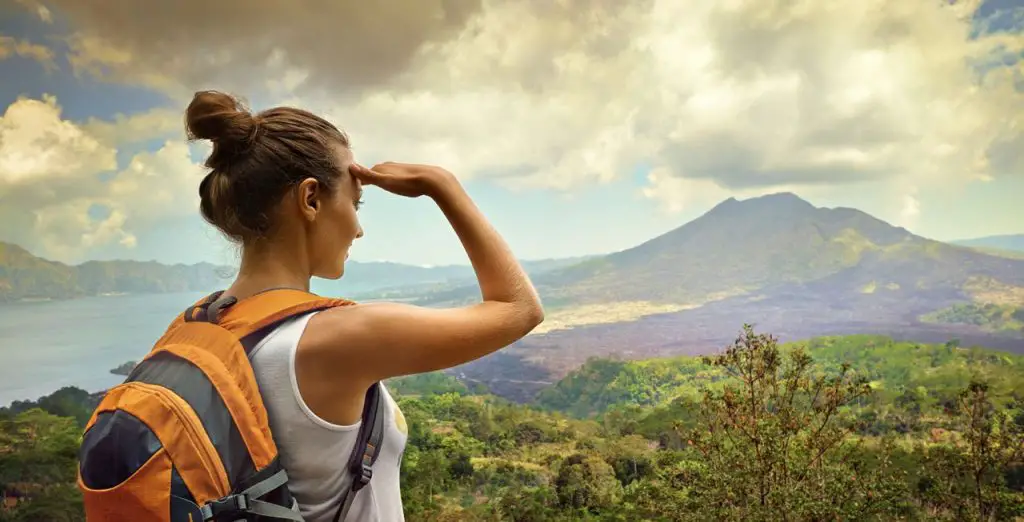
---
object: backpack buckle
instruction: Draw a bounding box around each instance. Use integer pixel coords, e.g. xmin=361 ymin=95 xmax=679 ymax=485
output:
xmin=183 ymin=292 xmax=237 ymax=324
xmin=357 ymin=464 xmax=373 ymax=487
xmin=201 ymin=494 xmax=249 ymax=521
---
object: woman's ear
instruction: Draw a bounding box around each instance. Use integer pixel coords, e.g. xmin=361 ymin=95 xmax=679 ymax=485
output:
xmin=297 ymin=178 xmax=320 ymax=220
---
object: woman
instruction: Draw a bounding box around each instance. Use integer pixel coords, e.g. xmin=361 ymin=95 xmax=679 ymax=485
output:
xmin=184 ymin=90 xmax=544 ymax=521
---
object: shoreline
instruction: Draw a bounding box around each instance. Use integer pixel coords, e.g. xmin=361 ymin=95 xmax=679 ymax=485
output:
xmin=1 ymin=384 xmax=113 ymax=411
xmin=1 ymin=289 xmax=211 ymax=305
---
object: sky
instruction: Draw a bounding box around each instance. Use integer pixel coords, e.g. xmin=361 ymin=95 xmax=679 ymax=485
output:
xmin=0 ymin=0 xmax=1022 ymax=267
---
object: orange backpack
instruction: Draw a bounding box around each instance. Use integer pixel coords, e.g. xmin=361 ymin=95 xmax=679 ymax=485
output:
xmin=76 ymin=289 xmax=386 ymax=522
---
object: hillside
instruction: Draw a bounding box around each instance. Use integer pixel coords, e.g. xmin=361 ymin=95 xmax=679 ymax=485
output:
xmin=536 ymin=334 xmax=1024 ymax=418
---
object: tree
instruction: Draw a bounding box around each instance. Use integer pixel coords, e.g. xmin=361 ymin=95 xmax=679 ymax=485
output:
xmin=553 ymin=453 xmax=622 ymax=513
xmin=0 ymin=409 xmax=84 ymax=522
xmin=918 ymin=380 xmax=1024 ymax=521
xmin=0 ymin=409 xmax=81 ymax=485
xmin=494 ymin=484 xmax=562 ymax=522
xmin=399 ymin=447 xmax=452 ymax=518
xmin=679 ymin=325 xmax=906 ymax=521
xmin=893 ymin=386 xmax=927 ymax=433
xmin=0 ymin=484 xmax=84 ymax=522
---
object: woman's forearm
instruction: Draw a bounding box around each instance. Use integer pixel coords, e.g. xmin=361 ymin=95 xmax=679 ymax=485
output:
xmin=428 ymin=174 xmax=543 ymax=318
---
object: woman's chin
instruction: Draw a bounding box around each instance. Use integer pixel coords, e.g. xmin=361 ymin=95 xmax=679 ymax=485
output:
xmin=318 ymin=252 xmax=349 ymax=280
xmin=316 ymin=263 xmax=346 ymax=280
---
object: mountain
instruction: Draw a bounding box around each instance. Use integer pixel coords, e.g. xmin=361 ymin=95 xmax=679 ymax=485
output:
xmin=442 ymin=193 xmax=1024 ymax=401
xmin=0 ymin=241 xmax=590 ymax=302
xmin=419 ymin=192 xmax=1024 ymax=308
xmin=952 ymin=234 xmax=1024 ymax=254
xmin=536 ymin=193 xmax=1024 ymax=307
xmin=0 ymin=242 xmax=232 ymax=302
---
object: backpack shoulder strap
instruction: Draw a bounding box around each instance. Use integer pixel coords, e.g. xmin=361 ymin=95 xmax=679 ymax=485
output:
xmin=333 ymin=382 xmax=386 ymax=522
xmin=185 ymin=288 xmax=355 ymax=352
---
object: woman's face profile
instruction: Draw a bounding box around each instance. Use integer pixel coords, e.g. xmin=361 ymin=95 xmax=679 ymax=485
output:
xmin=306 ymin=144 xmax=364 ymax=280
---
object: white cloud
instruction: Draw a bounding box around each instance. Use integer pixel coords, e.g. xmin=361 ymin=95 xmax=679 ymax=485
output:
xmin=300 ymin=0 xmax=1019 ymax=221
xmin=900 ymin=193 xmax=922 ymax=224
xmin=33 ymin=201 xmax=136 ymax=261
xmin=642 ymin=168 xmax=735 ymax=215
xmin=107 ymin=140 xmax=204 ymax=220
xmin=8 ymin=0 xmax=1024 ymax=241
xmin=0 ymin=95 xmax=114 ymax=187
xmin=82 ymin=107 xmax=183 ymax=146
xmin=0 ymin=96 xmax=204 ymax=262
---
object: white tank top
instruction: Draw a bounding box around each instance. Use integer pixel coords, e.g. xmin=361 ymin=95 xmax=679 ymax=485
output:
xmin=248 ymin=311 xmax=408 ymax=522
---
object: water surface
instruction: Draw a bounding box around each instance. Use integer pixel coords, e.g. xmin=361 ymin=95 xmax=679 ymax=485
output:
xmin=0 ymin=292 xmax=209 ymax=406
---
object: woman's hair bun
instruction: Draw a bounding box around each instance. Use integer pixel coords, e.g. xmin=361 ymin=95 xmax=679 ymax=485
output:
xmin=185 ymin=90 xmax=257 ymax=151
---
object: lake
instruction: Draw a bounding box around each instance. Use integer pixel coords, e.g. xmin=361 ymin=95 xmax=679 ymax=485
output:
xmin=0 ymin=292 xmax=210 ymax=406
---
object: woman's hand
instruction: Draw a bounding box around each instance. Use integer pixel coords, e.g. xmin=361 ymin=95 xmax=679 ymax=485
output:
xmin=349 ymin=162 xmax=456 ymax=199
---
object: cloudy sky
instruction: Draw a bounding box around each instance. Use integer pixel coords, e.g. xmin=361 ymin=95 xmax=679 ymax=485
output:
xmin=0 ymin=0 xmax=1021 ymax=267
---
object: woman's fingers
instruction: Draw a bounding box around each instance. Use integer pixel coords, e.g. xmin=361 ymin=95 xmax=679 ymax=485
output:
xmin=349 ymin=163 xmax=381 ymax=185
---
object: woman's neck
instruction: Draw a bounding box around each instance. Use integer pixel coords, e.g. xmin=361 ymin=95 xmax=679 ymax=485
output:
xmin=227 ymin=243 xmax=312 ymax=299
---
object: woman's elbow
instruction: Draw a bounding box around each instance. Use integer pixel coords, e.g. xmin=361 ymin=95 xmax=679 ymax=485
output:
xmin=522 ymin=299 xmax=545 ymax=332
xmin=491 ymin=295 xmax=544 ymax=338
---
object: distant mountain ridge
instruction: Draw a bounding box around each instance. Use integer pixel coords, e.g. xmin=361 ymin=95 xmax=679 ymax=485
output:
xmin=0 ymin=242 xmax=230 ymax=302
xmin=313 ymin=255 xmax=594 ymax=297
xmin=0 ymin=241 xmax=592 ymax=302
xmin=952 ymin=234 xmax=1024 ymax=254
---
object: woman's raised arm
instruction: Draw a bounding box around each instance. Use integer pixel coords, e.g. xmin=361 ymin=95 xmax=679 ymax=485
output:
xmin=301 ymin=162 xmax=545 ymax=386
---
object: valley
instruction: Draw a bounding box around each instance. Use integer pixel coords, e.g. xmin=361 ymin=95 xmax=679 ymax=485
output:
xmin=456 ymin=294 xmax=1024 ymax=402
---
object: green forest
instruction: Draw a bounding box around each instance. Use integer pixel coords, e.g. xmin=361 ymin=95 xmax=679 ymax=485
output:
xmin=920 ymin=303 xmax=1024 ymax=333
xmin=2 ymin=328 xmax=1022 ymax=521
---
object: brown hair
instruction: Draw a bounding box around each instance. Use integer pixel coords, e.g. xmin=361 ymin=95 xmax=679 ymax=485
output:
xmin=185 ymin=90 xmax=350 ymax=243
